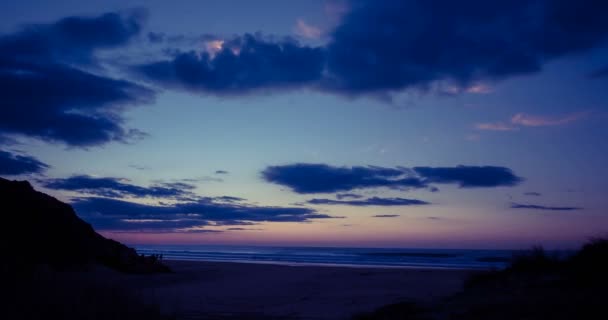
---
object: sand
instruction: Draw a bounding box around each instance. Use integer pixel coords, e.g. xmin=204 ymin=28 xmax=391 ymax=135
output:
xmin=92 ymin=260 xmax=474 ymax=319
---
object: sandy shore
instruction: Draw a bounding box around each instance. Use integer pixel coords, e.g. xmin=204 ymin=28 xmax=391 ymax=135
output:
xmin=90 ymin=260 xmax=473 ymax=319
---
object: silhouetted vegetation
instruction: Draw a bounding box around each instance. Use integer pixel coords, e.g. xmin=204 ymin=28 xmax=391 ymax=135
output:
xmin=0 ymin=178 xmax=175 ymax=319
xmin=0 ymin=178 xmax=171 ymax=274
xmin=357 ymin=238 xmax=608 ymax=319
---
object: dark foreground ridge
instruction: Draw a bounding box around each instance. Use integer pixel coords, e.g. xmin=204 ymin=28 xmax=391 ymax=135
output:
xmin=356 ymin=239 xmax=608 ymax=320
xmin=0 ymin=177 xmax=170 ymax=273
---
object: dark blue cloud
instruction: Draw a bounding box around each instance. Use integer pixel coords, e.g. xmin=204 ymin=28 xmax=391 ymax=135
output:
xmin=510 ymin=203 xmax=582 ymax=211
xmin=226 ymin=227 xmax=263 ymax=231
xmin=135 ymin=33 xmax=325 ymax=94
xmin=373 ymin=214 xmax=400 ymax=218
xmin=324 ymin=0 xmax=608 ymax=95
xmin=0 ymin=11 xmax=154 ymax=147
xmin=42 ymin=175 xmax=196 ymax=199
xmin=262 ymin=163 xmax=522 ymax=194
xmin=0 ymin=150 xmax=49 ymax=176
xmin=413 ymin=166 xmax=523 ymax=188
xmin=132 ymin=1 xmax=608 ymax=97
xmin=1 ymin=10 xmax=145 ymax=65
xmin=336 ymin=193 xmax=364 ymax=200
xmin=215 ymin=170 xmax=229 ymax=174
xmin=147 ymin=32 xmax=165 ymax=44
xmin=71 ymin=196 xmax=338 ymax=232
xmin=589 ymin=66 xmax=608 ymax=78
xmin=524 ymin=192 xmax=542 ymax=196
xmin=262 ymin=163 xmax=426 ymax=194
xmin=0 ymin=135 xmax=19 ymax=146
xmin=4 ymin=2 xmax=604 ymax=110
xmin=307 ymin=197 xmax=429 ymax=206
xmin=214 ymin=196 xmax=245 ymax=203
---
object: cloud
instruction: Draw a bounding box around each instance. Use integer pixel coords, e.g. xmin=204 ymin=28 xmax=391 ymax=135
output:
xmin=412 ymin=165 xmax=523 ymax=188
xmin=372 ymin=214 xmax=400 ymax=218
xmin=476 ymin=112 xmax=587 ymax=132
xmin=524 ymin=192 xmax=542 ymax=196
xmin=215 ymin=170 xmax=229 ymax=175
xmin=589 ymin=66 xmax=608 ymax=78
xmin=262 ymin=163 xmax=426 ymax=194
xmin=0 ymin=10 xmax=145 ymax=65
xmin=0 ymin=11 xmax=154 ymax=147
xmin=72 ymin=196 xmax=338 ymax=232
xmin=441 ymin=83 xmax=493 ymax=95
xmin=263 ymin=163 xmax=522 ymax=194
xmin=335 ymin=193 xmax=363 ymax=200
xmin=294 ymin=19 xmax=322 ymax=39
xmin=475 ymin=122 xmax=518 ymax=131
xmin=41 ymin=175 xmax=196 ymax=199
xmin=510 ymin=203 xmax=582 ymax=211
xmin=128 ymin=164 xmax=149 ymax=170
xmin=307 ymin=197 xmax=429 ymax=206
xmin=147 ymin=32 xmax=165 ymax=44
xmin=324 ymin=0 xmax=350 ymax=21
xmin=0 ymin=135 xmax=20 ymax=146
xmin=133 ymin=1 xmax=608 ymax=98
xmin=511 ymin=112 xmax=587 ymax=127
xmin=0 ymin=150 xmax=49 ymax=176
xmin=323 ymin=0 xmax=608 ymax=95
xmin=214 ymin=196 xmax=245 ymax=203
xmin=134 ymin=33 xmax=325 ymax=95
xmin=465 ymin=83 xmax=494 ymax=94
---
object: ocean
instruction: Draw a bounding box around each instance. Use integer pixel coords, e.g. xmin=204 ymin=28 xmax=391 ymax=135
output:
xmin=134 ymin=245 xmax=524 ymax=269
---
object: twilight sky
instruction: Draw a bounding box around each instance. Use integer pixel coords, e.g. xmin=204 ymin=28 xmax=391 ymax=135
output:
xmin=1 ymin=0 xmax=607 ymax=249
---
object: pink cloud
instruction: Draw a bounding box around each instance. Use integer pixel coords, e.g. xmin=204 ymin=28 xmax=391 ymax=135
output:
xmin=475 ymin=122 xmax=518 ymax=131
xmin=466 ymin=83 xmax=493 ymax=94
xmin=510 ymin=112 xmax=587 ymax=127
xmin=294 ymin=19 xmax=322 ymax=39
xmin=476 ymin=111 xmax=588 ymax=132
xmin=324 ymin=0 xmax=350 ymax=21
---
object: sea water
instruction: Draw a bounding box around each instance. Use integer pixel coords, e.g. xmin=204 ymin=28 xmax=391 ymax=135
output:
xmin=134 ymin=245 xmax=523 ymax=269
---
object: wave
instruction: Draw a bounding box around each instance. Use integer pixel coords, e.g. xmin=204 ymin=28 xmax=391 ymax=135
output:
xmin=134 ymin=245 xmax=520 ymax=270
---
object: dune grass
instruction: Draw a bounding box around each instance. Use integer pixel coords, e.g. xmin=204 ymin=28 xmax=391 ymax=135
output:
xmin=356 ymin=238 xmax=608 ymax=320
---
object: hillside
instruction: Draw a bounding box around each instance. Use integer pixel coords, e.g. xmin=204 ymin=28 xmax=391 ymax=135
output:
xmin=0 ymin=178 xmax=169 ymax=273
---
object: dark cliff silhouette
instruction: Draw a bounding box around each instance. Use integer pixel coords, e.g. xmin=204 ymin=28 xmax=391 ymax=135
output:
xmin=0 ymin=177 xmax=170 ymax=273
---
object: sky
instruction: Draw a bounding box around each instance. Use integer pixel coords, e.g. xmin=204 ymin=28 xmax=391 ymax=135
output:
xmin=1 ymin=0 xmax=607 ymax=249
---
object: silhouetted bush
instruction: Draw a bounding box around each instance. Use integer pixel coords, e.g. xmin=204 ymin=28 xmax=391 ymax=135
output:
xmin=364 ymin=238 xmax=608 ymax=319
xmin=453 ymin=238 xmax=608 ymax=319
xmin=569 ymin=238 xmax=608 ymax=269
xmin=508 ymin=246 xmax=560 ymax=273
xmin=565 ymin=238 xmax=608 ymax=285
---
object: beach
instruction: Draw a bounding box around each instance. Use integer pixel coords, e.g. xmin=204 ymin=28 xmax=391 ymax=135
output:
xmin=94 ymin=260 xmax=474 ymax=319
